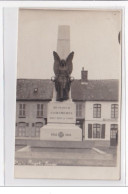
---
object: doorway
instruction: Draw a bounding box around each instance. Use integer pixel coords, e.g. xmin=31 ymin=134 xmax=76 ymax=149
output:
xmin=110 ymin=124 xmax=118 ymax=146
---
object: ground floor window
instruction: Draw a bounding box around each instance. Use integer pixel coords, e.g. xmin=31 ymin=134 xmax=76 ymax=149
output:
xmin=93 ymin=124 xmax=101 ymax=138
xmin=16 ymin=122 xmax=29 ymax=137
xmin=88 ymin=124 xmax=105 ymax=139
xmin=110 ymin=124 xmax=118 ymax=146
xmin=110 ymin=124 xmax=118 ymax=138
xmin=31 ymin=128 xmax=40 ymax=137
xmin=31 ymin=122 xmax=43 ymax=137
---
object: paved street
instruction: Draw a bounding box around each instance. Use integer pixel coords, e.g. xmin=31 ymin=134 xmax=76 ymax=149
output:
xmin=15 ymin=146 xmax=117 ymax=167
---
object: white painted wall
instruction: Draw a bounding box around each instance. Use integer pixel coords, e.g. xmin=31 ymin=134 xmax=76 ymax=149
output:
xmin=84 ymin=101 xmax=119 ymax=141
xmin=85 ymin=101 xmax=119 ymax=121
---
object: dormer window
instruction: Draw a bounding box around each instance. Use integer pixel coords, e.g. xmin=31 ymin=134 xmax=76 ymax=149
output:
xmin=34 ymin=88 xmax=38 ymax=93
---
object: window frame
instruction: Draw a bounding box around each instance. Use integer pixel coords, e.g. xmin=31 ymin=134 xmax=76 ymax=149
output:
xmin=110 ymin=124 xmax=118 ymax=139
xmin=19 ymin=104 xmax=26 ymax=118
xmin=88 ymin=123 xmax=105 ymax=139
xmin=93 ymin=124 xmax=101 ymax=138
xmin=16 ymin=122 xmax=29 ymax=137
xmin=37 ymin=104 xmax=43 ymax=118
xmin=76 ymin=103 xmax=83 ymax=117
xmin=111 ymin=104 xmax=118 ymax=119
xmin=93 ymin=104 xmax=101 ymax=118
xmin=31 ymin=122 xmax=43 ymax=137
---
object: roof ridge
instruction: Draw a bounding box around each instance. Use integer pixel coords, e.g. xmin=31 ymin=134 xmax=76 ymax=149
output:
xmin=17 ymin=78 xmax=51 ymax=80
xmin=88 ymin=79 xmax=119 ymax=81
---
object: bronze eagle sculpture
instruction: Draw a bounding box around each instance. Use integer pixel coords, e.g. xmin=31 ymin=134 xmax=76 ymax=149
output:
xmin=52 ymin=51 xmax=74 ymax=101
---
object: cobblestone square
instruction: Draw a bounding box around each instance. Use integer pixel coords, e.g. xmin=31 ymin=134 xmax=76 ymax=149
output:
xmin=15 ymin=146 xmax=117 ymax=167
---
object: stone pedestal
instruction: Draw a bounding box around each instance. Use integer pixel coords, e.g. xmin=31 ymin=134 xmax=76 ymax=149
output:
xmin=40 ymin=101 xmax=82 ymax=141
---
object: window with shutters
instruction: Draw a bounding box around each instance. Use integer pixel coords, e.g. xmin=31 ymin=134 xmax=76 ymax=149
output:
xmin=19 ymin=104 xmax=26 ymax=117
xmin=93 ymin=104 xmax=101 ymax=118
xmin=37 ymin=104 xmax=43 ymax=118
xmin=111 ymin=104 xmax=118 ymax=118
xmin=76 ymin=103 xmax=83 ymax=117
xmin=93 ymin=124 xmax=101 ymax=138
xmin=88 ymin=123 xmax=105 ymax=139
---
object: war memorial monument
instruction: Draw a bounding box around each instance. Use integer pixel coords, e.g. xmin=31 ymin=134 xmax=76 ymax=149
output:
xmin=40 ymin=25 xmax=82 ymax=141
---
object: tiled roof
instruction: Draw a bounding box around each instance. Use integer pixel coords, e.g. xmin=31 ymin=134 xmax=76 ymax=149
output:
xmin=17 ymin=79 xmax=119 ymax=101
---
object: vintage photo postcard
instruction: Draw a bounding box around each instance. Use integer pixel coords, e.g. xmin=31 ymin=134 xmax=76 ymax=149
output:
xmin=14 ymin=8 xmax=122 ymax=180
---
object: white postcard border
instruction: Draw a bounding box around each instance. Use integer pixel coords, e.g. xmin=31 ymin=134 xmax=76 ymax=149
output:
xmin=0 ymin=7 xmax=4 ymax=187
xmin=3 ymin=1 xmax=126 ymax=186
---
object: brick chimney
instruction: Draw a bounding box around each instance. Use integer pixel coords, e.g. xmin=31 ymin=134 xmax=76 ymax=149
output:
xmin=81 ymin=67 xmax=88 ymax=84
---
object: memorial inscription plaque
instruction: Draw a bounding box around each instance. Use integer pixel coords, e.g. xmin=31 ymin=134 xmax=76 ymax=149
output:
xmin=48 ymin=101 xmax=76 ymax=124
xmin=40 ymin=101 xmax=82 ymax=141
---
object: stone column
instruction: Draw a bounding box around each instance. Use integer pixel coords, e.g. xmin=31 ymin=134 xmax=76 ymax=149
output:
xmin=52 ymin=85 xmax=56 ymax=102
xmin=52 ymin=25 xmax=72 ymax=101
xmin=57 ymin=25 xmax=70 ymax=60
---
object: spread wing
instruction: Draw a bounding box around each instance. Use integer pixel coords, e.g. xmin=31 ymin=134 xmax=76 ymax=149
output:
xmin=66 ymin=52 xmax=74 ymax=75
xmin=53 ymin=51 xmax=60 ymax=75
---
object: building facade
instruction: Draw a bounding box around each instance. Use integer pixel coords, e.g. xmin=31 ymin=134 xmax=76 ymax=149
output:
xmin=85 ymin=101 xmax=119 ymax=146
xmin=15 ymin=69 xmax=119 ymax=147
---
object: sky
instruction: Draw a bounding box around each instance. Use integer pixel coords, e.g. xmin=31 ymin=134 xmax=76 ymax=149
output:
xmin=17 ymin=9 xmax=121 ymax=80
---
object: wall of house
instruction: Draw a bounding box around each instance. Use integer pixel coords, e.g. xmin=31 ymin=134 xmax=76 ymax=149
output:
xmin=16 ymin=101 xmax=49 ymax=139
xmin=16 ymin=100 xmax=85 ymax=139
xmin=84 ymin=101 xmax=119 ymax=143
xmin=15 ymin=100 xmax=119 ymax=147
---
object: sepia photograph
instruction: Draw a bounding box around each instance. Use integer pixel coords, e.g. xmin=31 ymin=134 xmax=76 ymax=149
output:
xmin=14 ymin=8 xmax=122 ymax=179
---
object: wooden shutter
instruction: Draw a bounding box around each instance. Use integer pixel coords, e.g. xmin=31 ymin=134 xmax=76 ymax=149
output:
xmin=101 ymin=124 xmax=105 ymax=139
xmin=88 ymin=124 xmax=92 ymax=138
